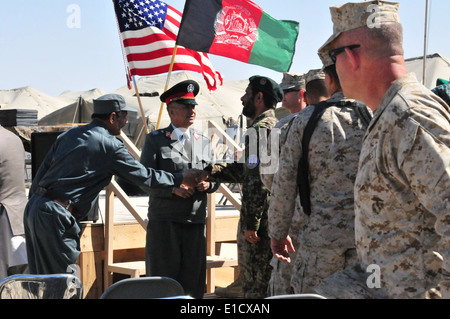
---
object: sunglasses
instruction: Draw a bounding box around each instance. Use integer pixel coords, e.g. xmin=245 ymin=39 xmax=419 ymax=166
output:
xmin=283 ymin=89 xmax=300 ymax=94
xmin=329 ymin=44 xmax=360 ymax=63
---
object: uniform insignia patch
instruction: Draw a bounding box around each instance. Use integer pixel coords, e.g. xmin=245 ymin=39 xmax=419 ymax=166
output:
xmin=247 ymin=154 xmax=258 ymax=169
xmin=193 ymin=132 xmax=200 ymax=140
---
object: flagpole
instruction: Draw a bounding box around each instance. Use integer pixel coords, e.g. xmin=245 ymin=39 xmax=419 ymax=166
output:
xmin=132 ymin=76 xmax=150 ymax=134
xmin=112 ymin=2 xmax=149 ymax=134
xmin=156 ymin=45 xmax=178 ymax=129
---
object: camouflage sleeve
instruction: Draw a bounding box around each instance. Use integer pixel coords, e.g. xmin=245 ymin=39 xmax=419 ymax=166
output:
xmin=268 ymin=115 xmax=306 ymax=240
xmin=400 ymin=123 xmax=450 ymax=296
xmin=241 ymin=174 xmax=269 ymax=231
xmin=208 ymin=162 xmax=245 ymax=184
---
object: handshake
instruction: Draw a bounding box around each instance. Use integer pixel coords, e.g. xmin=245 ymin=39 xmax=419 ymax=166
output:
xmin=181 ymin=168 xmax=210 ymax=188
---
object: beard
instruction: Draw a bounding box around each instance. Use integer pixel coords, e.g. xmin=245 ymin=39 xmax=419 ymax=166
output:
xmin=242 ymin=99 xmax=256 ymax=118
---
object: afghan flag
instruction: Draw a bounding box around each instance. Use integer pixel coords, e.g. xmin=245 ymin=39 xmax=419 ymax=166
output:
xmin=176 ymin=0 xmax=299 ymax=72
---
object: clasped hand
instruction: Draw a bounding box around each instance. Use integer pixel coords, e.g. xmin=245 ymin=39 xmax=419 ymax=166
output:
xmin=182 ymin=168 xmax=209 ymax=187
xmin=173 ymin=181 xmax=210 ymax=198
xmin=176 ymin=169 xmax=210 ymax=198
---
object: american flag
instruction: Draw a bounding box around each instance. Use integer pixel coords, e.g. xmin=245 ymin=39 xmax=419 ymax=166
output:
xmin=113 ymin=0 xmax=222 ymax=91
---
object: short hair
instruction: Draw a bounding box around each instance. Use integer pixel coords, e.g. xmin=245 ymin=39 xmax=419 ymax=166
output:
xmin=350 ymin=22 xmax=404 ymax=58
xmin=305 ymin=79 xmax=328 ymax=101
xmin=323 ymin=64 xmax=341 ymax=90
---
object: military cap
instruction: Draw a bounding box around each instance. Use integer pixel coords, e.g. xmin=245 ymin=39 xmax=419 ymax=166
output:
xmin=280 ymin=72 xmax=306 ymax=91
xmin=318 ymin=50 xmax=334 ymax=68
xmin=249 ymin=75 xmax=283 ymax=103
xmin=93 ymin=94 xmax=135 ymax=114
xmin=305 ymin=69 xmax=326 ymax=86
xmin=318 ymin=1 xmax=400 ymax=57
xmin=160 ymin=80 xmax=199 ymax=106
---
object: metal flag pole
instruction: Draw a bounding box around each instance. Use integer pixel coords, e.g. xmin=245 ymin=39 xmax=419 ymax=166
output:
xmin=156 ymin=45 xmax=178 ymax=130
xmin=112 ymin=1 xmax=149 ymax=134
xmin=132 ymin=76 xmax=150 ymax=134
xmin=422 ymin=0 xmax=430 ymax=85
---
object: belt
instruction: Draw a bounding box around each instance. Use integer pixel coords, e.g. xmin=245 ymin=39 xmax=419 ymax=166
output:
xmin=35 ymin=187 xmax=81 ymax=219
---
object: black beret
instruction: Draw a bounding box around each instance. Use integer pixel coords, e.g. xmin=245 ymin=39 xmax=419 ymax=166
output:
xmin=249 ymin=76 xmax=283 ymax=103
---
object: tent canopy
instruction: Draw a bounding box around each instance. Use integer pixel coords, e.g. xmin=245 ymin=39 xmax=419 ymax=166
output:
xmin=405 ymin=53 xmax=450 ymax=89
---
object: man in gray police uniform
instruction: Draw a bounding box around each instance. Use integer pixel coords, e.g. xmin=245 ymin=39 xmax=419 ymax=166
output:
xmin=141 ymin=80 xmax=219 ymax=299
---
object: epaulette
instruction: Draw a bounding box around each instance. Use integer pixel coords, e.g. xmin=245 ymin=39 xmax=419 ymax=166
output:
xmin=151 ymin=129 xmax=166 ymax=136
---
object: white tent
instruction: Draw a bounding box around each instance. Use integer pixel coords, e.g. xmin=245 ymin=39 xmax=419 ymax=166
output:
xmin=0 ymin=86 xmax=106 ymax=120
xmin=113 ymin=71 xmax=249 ymax=130
xmin=0 ymin=86 xmax=67 ymax=119
xmin=405 ymin=53 xmax=450 ymax=89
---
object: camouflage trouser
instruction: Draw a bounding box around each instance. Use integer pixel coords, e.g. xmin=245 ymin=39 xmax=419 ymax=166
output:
xmin=267 ymin=257 xmax=295 ymax=296
xmin=237 ymin=220 xmax=272 ymax=299
xmin=267 ymin=232 xmax=299 ymax=296
xmin=267 ymin=203 xmax=303 ymax=296
xmin=291 ymin=244 xmax=358 ymax=294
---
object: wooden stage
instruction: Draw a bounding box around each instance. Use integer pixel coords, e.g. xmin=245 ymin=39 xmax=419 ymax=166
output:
xmin=78 ymin=191 xmax=240 ymax=299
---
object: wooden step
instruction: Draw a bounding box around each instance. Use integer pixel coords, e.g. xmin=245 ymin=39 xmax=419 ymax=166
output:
xmin=107 ymin=255 xmax=237 ymax=277
xmin=206 ymin=255 xmax=238 ymax=268
xmin=107 ymin=261 xmax=146 ymax=277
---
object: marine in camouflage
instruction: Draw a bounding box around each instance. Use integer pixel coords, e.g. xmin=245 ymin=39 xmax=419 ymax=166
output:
xmin=268 ymin=92 xmax=371 ymax=293
xmin=353 ymin=73 xmax=450 ymax=299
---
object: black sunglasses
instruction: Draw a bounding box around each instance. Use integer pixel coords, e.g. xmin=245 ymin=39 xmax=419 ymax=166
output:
xmin=329 ymin=44 xmax=360 ymax=63
xmin=283 ymin=89 xmax=300 ymax=94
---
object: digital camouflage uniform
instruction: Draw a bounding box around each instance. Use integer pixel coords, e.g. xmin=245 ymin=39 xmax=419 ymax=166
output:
xmin=209 ymin=109 xmax=277 ymax=298
xmin=261 ymin=115 xmax=304 ymax=296
xmin=355 ymin=73 xmax=450 ymax=298
xmin=268 ymin=92 xmax=371 ymax=293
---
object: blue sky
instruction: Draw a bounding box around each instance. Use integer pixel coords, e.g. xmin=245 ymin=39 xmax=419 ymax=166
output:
xmin=0 ymin=0 xmax=448 ymax=96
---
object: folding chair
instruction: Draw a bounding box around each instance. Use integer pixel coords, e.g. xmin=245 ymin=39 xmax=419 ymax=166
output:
xmin=0 ymin=274 xmax=83 ymax=299
xmin=100 ymin=276 xmax=188 ymax=299
xmin=265 ymin=293 xmax=326 ymax=299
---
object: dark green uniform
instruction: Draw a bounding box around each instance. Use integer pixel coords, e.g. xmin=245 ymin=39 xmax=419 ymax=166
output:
xmin=209 ymin=109 xmax=277 ymax=298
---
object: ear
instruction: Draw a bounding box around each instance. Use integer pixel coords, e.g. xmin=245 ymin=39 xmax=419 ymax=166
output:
xmin=345 ymin=47 xmax=359 ymax=72
xmin=109 ymin=113 xmax=116 ymax=124
xmin=304 ymin=92 xmax=310 ymax=105
xmin=255 ymin=91 xmax=264 ymax=105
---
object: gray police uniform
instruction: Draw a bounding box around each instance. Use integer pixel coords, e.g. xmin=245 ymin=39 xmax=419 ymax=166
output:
xmin=24 ymin=94 xmax=182 ymax=274
xmin=142 ymin=125 xmax=218 ymax=299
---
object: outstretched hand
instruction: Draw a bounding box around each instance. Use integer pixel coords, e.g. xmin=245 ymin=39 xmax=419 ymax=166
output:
xmin=182 ymin=169 xmax=209 ymax=188
xmin=173 ymin=184 xmax=195 ymax=198
xmin=271 ymin=236 xmax=295 ymax=263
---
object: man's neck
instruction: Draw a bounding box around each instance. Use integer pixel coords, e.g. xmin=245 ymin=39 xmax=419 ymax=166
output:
xmin=250 ymin=107 xmax=270 ymax=122
xmin=363 ymin=56 xmax=408 ymax=111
